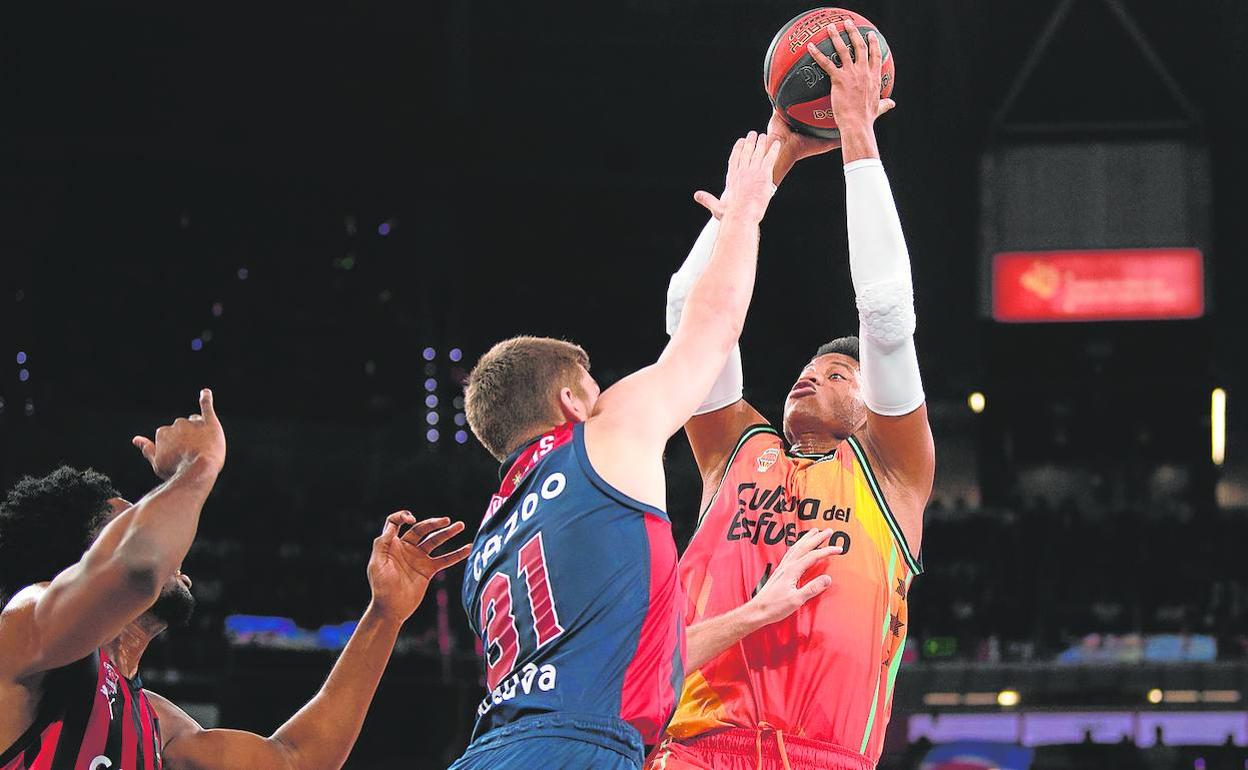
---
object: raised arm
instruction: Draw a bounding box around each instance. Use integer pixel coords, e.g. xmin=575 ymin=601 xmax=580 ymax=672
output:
xmin=157 ymin=513 xmax=471 ymax=770
xmin=663 ymin=214 xmax=766 ymax=485
xmin=669 ymin=110 xmax=895 ymax=488
xmin=809 ymin=23 xmax=934 ymax=543
xmin=0 ymin=390 xmax=226 ymax=679
xmin=585 ymin=132 xmax=780 ymax=504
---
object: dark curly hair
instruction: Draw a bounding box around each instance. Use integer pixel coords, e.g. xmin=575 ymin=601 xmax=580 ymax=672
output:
xmin=0 ymin=466 xmax=119 ymax=607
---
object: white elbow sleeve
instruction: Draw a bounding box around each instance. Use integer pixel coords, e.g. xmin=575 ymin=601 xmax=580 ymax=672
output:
xmin=844 ymin=159 xmax=925 ymax=416
xmin=856 ymin=278 xmax=916 ymax=347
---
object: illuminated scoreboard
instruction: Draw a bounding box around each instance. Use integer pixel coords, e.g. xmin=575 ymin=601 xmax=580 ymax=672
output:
xmin=978 ymin=140 xmax=1211 ymax=322
xmin=975 ymin=140 xmax=1215 ymax=504
xmin=992 ymin=248 xmax=1204 ymax=323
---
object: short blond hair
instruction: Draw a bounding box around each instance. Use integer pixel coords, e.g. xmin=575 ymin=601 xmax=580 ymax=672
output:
xmin=464 ymin=336 xmax=590 ymax=461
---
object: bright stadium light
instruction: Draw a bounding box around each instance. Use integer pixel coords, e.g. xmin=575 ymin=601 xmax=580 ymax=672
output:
xmin=1147 ymin=688 xmax=1163 ymax=704
xmin=968 ymin=392 xmax=986 ymax=414
xmin=997 ymin=690 xmax=1020 ymax=707
xmin=1212 ymin=388 xmax=1226 ymax=466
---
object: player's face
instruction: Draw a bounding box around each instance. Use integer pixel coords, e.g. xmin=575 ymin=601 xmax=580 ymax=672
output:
xmin=104 ymin=497 xmax=196 ymax=628
xmin=781 ymin=354 xmax=868 ymax=442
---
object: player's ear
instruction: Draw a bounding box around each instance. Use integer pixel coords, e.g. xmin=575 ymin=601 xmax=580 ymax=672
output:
xmin=557 ymin=386 xmax=588 ymax=424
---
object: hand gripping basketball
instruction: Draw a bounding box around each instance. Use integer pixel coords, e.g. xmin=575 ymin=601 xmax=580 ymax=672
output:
xmin=694 ymin=130 xmax=782 ymax=223
xmin=806 ymin=20 xmax=893 ymax=135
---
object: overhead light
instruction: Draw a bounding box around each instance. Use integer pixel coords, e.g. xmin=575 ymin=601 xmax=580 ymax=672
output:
xmin=968 ymin=392 xmax=986 ymax=414
xmin=997 ymin=690 xmax=1020 ymax=707
xmin=1147 ymin=688 xmax=1163 ymax=704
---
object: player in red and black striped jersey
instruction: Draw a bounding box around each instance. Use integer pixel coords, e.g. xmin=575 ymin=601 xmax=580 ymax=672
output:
xmin=0 ymin=390 xmax=470 ymax=770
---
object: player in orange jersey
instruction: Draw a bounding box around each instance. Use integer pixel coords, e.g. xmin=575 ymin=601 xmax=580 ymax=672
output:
xmin=647 ymin=20 xmax=933 ymax=770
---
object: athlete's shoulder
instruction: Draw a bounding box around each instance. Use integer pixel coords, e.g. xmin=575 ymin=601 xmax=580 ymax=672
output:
xmin=734 ymin=422 xmax=783 ymax=449
xmin=0 ymin=583 xmax=45 ymax=616
xmin=722 ymin=423 xmax=785 ymax=469
xmin=844 ymin=430 xmax=925 ymax=574
xmin=842 ymin=431 xmax=889 ymax=484
xmin=144 ymin=689 xmax=202 ymax=751
xmin=0 ymin=585 xmax=45 ymax=676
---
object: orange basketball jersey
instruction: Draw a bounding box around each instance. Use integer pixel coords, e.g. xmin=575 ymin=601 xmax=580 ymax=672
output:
xmin=665 ymin=424 xmax=921 ymax=765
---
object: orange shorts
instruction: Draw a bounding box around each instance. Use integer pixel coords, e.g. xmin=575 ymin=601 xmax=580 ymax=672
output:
xmin=646 ymin=728 xmax=874 ymax=770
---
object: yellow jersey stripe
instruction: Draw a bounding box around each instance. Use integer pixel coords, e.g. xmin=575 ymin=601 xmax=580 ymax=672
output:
xmin=845 ymin=435 xmax=922 ymax=575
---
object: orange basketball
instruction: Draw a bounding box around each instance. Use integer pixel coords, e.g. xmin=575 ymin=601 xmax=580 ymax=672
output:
xmin=764 ymin=8 xmax=895 ymax=139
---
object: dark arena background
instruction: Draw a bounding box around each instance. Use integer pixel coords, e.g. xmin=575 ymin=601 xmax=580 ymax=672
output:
xmin=4 ymin=1 xmax=1248 ymax=768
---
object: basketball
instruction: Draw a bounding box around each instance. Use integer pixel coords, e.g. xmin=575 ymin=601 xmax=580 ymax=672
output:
xmin=764 ymin=7 xmax=895 ymax=139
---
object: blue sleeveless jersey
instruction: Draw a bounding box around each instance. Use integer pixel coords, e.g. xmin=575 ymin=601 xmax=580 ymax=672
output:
xmin=462 ymin=422 xmax=685 ymax=746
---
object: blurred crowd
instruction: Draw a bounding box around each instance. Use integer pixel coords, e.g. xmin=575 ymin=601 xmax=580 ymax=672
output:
xmin=910 ymin=498 xmax=1248 ymax=662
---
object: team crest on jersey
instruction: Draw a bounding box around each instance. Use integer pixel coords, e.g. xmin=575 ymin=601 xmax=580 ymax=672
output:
xmin=100 ymin=659 xmax=121 ymax=718
xmin=756 ymin=448 xmax=780 ymax=473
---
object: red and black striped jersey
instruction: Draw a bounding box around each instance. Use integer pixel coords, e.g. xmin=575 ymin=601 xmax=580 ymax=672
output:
xmin=0 ymin=650 xmax=163 ymax=770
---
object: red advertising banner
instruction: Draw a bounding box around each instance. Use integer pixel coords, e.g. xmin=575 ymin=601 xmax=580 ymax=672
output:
xmin=992 ymin=248 xmax=1204 ymax=322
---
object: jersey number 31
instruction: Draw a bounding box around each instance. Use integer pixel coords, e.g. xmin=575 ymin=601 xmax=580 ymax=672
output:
xmin=480 ymin=532 xmax=565 ymax=689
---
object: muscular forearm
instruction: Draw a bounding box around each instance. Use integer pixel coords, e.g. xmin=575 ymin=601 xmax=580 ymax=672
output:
xmin=686 ymin=602 xmax=767 ymax=671
xmin=676 ymin=215 xmax=758 ymax=354
xmin=665 ymin=216 xmax=720 ymax=336
xmin=667 ymin=218 xmax=746 ymax=414
xmin=270 ymin=604 xmax=402 ymax=770
xmin=111 ymin=457 xmax=218 ymax=585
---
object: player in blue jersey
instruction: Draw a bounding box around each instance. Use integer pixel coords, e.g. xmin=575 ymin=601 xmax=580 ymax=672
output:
xmin=448 ymin=132 xmax=793 ymax=770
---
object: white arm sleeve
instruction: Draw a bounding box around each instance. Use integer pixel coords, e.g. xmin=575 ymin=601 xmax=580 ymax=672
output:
xmin=844 ymin=158 xmax=925 ymax=416
xmin=666 ymin=217 xmax=745 ymax=414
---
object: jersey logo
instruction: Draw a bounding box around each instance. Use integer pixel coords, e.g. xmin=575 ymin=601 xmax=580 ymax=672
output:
xmin=100 ymin=660 xmax=121 ymax=718
xmin=481 ymin=424 xmax=574 ymax=530
xmin=756 ymin=448 xmax=780 ymax=472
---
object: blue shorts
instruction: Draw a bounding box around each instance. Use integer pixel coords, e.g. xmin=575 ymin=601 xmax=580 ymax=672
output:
xmin=448 ymin=712 xmax=645 ymax=770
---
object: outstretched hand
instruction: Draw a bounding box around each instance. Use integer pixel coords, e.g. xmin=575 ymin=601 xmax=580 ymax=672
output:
xmin=132 ymin=388 xmax=227 ymax=480
xmin=693 ymin=130 xmax=781 ymax=223
xmin=367 ymin=512 xmax=471 ymax=623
